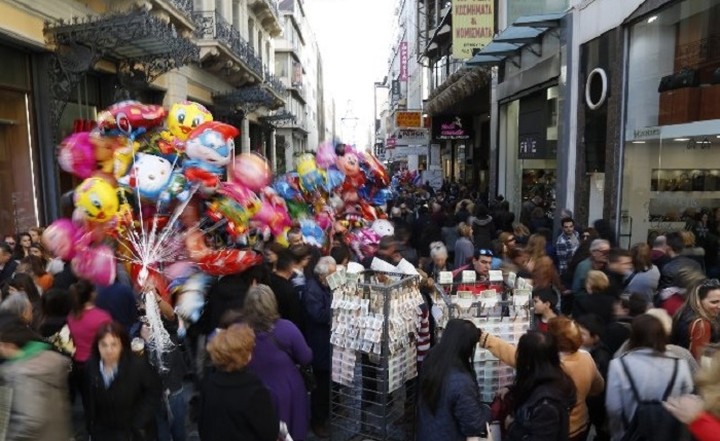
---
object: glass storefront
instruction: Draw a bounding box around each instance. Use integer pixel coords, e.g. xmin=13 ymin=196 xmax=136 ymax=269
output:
xmin=501 ymin=86 xmax=559 ymax=217
xmin=621 ymin=0 xmax=720 ymax=249
xmin=0 ymin=45 xmax=39 ymax=233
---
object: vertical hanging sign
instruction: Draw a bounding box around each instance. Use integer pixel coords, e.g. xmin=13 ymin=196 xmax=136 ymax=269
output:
xmin=452 ymin=0 xmax=495 ymax=60
xmin=399 ymin=41 xmax=409 ymax=81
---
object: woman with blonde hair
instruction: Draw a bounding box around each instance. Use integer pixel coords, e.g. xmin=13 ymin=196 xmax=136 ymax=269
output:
xmin=625 ymin=242 xmax=660 ymax=305
xmin=671 ymin=279 xmax=720 ymax=360
xmin=243 ymin=284 xmax=313 ymax=441
xmin=498 ymin=232 xmax=517 ymax=260
xmin=664 ymin=349 xmax=720 ymax=441
xmin=479 ymin=316 xmax=604 ymax=440
xmin=513 ymin=222 xmax=531 ymax=246
xmin=200 ymin=323 xmax=280 ymax=441
xmin=454 ymin=222 xmax=474 ymax=268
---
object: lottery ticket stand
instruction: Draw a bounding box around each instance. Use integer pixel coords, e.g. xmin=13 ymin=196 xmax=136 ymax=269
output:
xmin=329 ymin=271 xmax=423 ymax=441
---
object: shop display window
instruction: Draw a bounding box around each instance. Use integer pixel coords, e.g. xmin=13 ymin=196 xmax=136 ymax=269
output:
xmin=622 ymin=0 xmax=720 ymax=246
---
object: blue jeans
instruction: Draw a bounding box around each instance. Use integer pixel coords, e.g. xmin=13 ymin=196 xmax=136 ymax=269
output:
xmin=156 ymin=387 xmax=187 ymax=441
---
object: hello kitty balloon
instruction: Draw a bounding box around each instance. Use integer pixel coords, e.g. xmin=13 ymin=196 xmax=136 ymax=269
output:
xmin=118 ymin=153 xmax=174 ymax=201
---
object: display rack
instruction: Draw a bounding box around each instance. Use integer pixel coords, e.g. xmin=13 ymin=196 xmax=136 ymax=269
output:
xmin=329 ymin=271 xmax=423 ymax=441
xmin=435 ymin=279 xmax=534 ymax=402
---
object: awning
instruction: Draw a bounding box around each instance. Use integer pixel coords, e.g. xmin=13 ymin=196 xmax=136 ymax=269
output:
xmin=465 ymin=12 xmax=565 ymax=68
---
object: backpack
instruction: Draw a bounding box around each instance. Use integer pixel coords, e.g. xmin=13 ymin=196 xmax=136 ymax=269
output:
xmin=618 ymin=356 xmax=683 ymax=441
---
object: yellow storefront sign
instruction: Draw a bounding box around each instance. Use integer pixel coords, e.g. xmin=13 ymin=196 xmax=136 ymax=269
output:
xmin=452 ymin=0 xmax=495 ymax=60
xmin=395 ymin=111 xmax=423 ymax=128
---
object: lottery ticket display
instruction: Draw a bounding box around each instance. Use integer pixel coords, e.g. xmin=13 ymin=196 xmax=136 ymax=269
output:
xmin=330 ymin=272 xmax=424 ymax=392
xmin=472 ymin=317 xmax=531 ymax=402
xmin=435 ymin=277 xmax=534 ymax=403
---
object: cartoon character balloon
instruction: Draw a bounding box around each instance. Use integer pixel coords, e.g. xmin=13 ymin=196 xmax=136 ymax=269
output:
xmin=231 ymin=153 xmax=272 ymax=192
xmin=166 ymin=101 xmax=213 ymax=142
xmin=295 ymin=154 xmax=325 ymax=193
xmin=183 ymin=121 xmax=239 ymax=190
xmin=336 ymin=145 xmax=365 ymax=187
xmin=118 ymin=153 xmax=175 ymax=201
xmin=74 ymin=177 xmax=120 ymax=223
xmin=96 ymin=100 xmax=166 ymax=138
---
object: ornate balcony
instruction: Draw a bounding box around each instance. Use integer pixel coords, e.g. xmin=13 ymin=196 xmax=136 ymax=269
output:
xmin=108 ymin=0 xmax=196 ymax=37
xmin=44 ymin=7 xmax=198 ymax=131
xmin=260 ymin=108 xmax=297 ymax=128
xmin=213 ymin=84 xmax=284 ymax=115
xmin=193 ymin=10 xmax=264 ymax=86
xmin=263 ymin=69 xmax=287 ymax=104
xmin=248 ymin=0 xmax=283 ymax=37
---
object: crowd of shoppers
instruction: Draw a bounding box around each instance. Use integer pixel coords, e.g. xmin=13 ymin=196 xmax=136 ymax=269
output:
xmin=2 ymin=185 xmax=720 ymax=441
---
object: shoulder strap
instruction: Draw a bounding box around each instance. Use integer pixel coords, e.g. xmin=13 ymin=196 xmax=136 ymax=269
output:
xmin=268 ymin=330 xmax=296 ymax=365
xmin=623 ymin=271 xmax=638 ymax=288
xmin=662 ymin=359 xmax=679 ymax=400
xmin=619 ymin=356 xmax=641 ymax=401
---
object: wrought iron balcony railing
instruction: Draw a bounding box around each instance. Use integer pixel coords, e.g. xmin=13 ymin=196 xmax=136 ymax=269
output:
xmin=264 ymin=68 xmax=287 ymax=97
xmin=193 ymin=10 xmax=263 ymax=77
xmin=167 ymin=0 xmax=194 ymax=18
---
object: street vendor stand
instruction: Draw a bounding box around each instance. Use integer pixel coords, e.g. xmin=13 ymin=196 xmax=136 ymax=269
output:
xmin=329 ymin=271 xmax=422 ymax=441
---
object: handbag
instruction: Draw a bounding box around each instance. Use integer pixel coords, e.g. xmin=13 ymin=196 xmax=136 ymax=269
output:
xmin=269 ymin=332 xmax=317 ymax=392
xmin=467 ymin=423 xmax=495 ymax=441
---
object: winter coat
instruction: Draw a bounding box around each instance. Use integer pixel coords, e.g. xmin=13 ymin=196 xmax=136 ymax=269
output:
xmin=303 ymin=276 xmax=332 ymax=371
xmin=85 ymin=354 xmax=162 ymax=441
xmin=417 ymin=369 xmax=491 ymax=441
xmin=506 ymin=381 xmax=576 ymax=441
xmin=471 ymin=215 xmax=496 ymax=249
xmin=199 ymin=367 xmax=279 ymax=441
xmin=605 ymin=349 xmax=694 ymax=441
xmin=0 ymin=342 xmax=72 ymax=441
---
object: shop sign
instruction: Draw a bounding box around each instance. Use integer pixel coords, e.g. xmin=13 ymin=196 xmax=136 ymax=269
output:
xmin=432 ymin=115 xmax=472 ymax=139
xmin=391 ymin=80 xmax=401 ymax=102
xmin=452 ymin=0 xmax=495 ymax=60
xmin=394 ymin=146 xmax=426 ymax=158
xmin=386 ymin=135 xmax=397 ymax=149
xmin=396 ymin=128 xmax=429 ymax=145
xmin=632 ymin=127 xmax=661 ymax=140
xmin=395 ymin=111 xmax=423 ymax=128
xmin=518 ymin=91 xmax=552 ymax=159
xmin=423 ymin=167 xmax=443 ymax=190
xmin=399 ymin=41 xmax=408 ymax=81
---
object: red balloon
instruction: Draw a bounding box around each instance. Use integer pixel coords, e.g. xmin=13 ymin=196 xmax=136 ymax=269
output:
xmin=130 ymin=263 xmax=170 ymax=301
xmin=197 ymin=249 xmax=263 ymax=276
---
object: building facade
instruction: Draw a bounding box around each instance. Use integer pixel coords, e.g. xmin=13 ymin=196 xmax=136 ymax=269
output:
xmin=273 ymin=0 xmax=330 ymax=174
xmin=0 ymin=0 xmax=332 ymax=231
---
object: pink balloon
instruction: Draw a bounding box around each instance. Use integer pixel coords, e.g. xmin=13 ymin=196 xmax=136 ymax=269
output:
xmin=231 ymin=152 xmax=272 ymax=192
xmin=57 ymin=132 xmax=96 ymax=179
xmin=251 ymin=199 xmax=291 ymax=237
xmin=42 ymin=218 xmax=79 ymax=260
xmin=315 ymin=141 xmax=337 ymax=169
xmin=71 ymin=244 xmax=117 ymax=286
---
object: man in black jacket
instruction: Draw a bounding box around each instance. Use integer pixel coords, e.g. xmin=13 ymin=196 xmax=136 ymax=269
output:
xmin=268 ymin=250 xmax=307 ymax=334
xmin=0 ymin=243 xmax=17 ymax=285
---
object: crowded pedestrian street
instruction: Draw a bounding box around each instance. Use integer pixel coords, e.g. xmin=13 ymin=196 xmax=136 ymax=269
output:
xmin=1 ymin=0 xmax=720 ymax=441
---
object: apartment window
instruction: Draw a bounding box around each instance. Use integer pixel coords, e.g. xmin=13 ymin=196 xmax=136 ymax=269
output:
xmin=232 ymin=0 xmax=240 ymax=29
xmin=248 ymin=19 xmax=255 ymax=50
xmin=276 ymin=53 xmax=288 ymax=78
xmin=258 ymin=30 xmax=263 ymax=62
